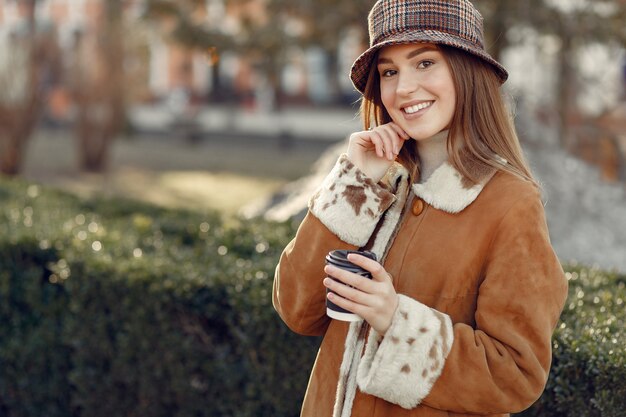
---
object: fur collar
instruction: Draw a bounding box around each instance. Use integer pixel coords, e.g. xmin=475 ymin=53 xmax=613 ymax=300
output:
xmin=412 ymin=162 xmax=493 ymax=214
xmin=412 ymin=159 xmax=501 ymax=214
xmin=378 ymin=156 xmax=499 ymax=216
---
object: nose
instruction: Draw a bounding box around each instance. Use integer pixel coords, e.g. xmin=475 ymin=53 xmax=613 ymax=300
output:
xmin=396 ymin=71 xmax=418 ymax=96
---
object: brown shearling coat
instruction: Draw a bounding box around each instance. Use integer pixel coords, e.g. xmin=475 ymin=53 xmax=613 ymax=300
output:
xmin=273 ymin=154 xmax=568 ymax=417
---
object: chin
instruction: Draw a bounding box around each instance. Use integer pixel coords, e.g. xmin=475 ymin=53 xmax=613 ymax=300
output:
xmin=393 ymin=120 xmax=438 ymax=141
xmin=407 ymin=129 xmax=442 ymax=141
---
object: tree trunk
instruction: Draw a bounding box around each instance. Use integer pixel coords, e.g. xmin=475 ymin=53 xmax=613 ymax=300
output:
xmin=73 ymin=0 xmax=125 ymax=173
xmin=556 ymin=31 xmax=576 ymax=150
xmin=75 ymin=106 xmax=115 ymax=172
xmin=1 ymin=104 xmax=37 ymax=174
xmin=0 ymin=132 xmax=26 ymax=175
xmin=325 ymin=47 xmax=340 ymax=103
xmin=484 ymin=2 xmax=510 ymax=63
xmin=210 ymin=59 xmax=222 ymax=101
xmin=0 ymin=0 xmax=40 ymax=176
xmin=266 ymin=55 xmax=284 ymax=112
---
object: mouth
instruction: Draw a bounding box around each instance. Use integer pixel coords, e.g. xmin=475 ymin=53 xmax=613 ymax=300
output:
xmin=402 ymin=101 xmax=434 ymax=115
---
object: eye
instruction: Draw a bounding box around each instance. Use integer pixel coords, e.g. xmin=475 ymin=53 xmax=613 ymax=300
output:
xmin=379 ymin=68 xmax=397 ymax=78
xmin=417 ymin=60 xmax=435 ymax=69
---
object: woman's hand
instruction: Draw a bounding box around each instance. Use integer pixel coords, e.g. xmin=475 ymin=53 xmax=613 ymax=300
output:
xmin=347 ymin=122 xmax=410 ymax=183
xmin=323 ymin=253 xmax=399 ymax=335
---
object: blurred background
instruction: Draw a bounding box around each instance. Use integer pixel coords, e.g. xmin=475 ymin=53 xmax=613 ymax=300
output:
xmin=1 ymin=0 xmax=625 ymax=270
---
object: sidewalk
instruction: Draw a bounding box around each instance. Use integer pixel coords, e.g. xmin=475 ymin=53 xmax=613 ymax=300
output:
xmin=128 ymin=103 xmax=362 ymax=143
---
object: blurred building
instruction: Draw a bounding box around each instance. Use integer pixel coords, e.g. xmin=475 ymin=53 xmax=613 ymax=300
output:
xmin=0 ymin=0 xmax=624 ymax=179
xmin=0 ymin=0 xmax=362 ymax=110
xmin=0 ymin=0 xmax=61 ymax=112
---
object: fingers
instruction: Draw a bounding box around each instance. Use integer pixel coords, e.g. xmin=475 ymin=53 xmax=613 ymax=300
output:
xmin=374 ymin=125 xmax=401 ymax=160
xmin=323 ymin=264 xmax=376 ymax=292
xmin=324 ymin=276 xmax=375 ymax=306
xmin=388 ymin=122 xmax=411 ymax=142
xmin=322 ymin=257 xmax=393 ymax=301
xmin=355 ymin=123 xmax=410 ymax=161
xmin=378 ymin=127 xmax=397 ymax=160
xmin=323 ymin=260 xmax=399 ymax=335
xmin=367 ymin=130 xmax=386 ymax=159
xmin=322 ymin=269 xmax=381 ymax=317
xmin=346 ymin=253 xmax=392 ymax=283
xmin=326 ymin=290 xmax=368 ymax=319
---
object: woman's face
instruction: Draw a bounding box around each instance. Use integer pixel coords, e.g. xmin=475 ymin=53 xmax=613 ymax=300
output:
xmin=377 ymin=43 xmax=456 ymax=141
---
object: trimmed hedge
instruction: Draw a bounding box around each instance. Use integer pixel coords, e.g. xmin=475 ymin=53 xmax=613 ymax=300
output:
xmin=0 ymin=177 xmax=624 ymax=417
xmin=520 ymin=265 xmax=625 ymax=417
xmin=0 ymin=178 xmax=318 ymax=417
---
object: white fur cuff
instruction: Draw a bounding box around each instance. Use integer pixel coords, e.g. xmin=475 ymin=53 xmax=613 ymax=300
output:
xmin=308 ymin=154 xmax=396 ymax=246
xmin=357 ymin=295 xmax=454 ymax=409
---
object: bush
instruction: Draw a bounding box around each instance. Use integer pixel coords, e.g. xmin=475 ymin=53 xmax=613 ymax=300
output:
xmin=0 ymin=178 xmax=318 ymax=417
xmin=518 ymin=265 xmax=625 ymax=417
xmin=0 ymin=177 xmax=624 ymax=417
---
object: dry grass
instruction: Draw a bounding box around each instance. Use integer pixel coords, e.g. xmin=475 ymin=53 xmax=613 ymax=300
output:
xmin=21 ymin=129 xmax=332 ymax=215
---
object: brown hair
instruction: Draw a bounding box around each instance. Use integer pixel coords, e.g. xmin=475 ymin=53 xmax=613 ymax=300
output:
xmin=360 ymin=45 xmax=536 ymax=186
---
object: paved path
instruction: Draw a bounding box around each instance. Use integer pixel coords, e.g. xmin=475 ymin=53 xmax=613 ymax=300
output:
xmin=129 ymin=104 xmax=362 ymax=143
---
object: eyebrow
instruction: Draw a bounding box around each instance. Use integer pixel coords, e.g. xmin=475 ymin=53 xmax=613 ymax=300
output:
xmin=377 ymin=46 xmax=438 ymax=65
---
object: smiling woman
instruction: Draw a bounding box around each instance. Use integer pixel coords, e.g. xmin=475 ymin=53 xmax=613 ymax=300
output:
xmin=377 ymin=44 xmax=456 ymax=144
xmin=273 ymin=1 xmax=568 ymax=417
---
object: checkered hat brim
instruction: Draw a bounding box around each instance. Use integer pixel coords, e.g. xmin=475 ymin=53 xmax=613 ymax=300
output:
xmin=350 ymin=0 xmax=508 ymax=94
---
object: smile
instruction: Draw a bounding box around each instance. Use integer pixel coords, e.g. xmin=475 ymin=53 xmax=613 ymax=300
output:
xmin=402 ymin=101 xmax=433 ymax=114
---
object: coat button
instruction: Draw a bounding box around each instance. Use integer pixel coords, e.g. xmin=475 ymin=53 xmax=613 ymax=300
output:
xmin=412 ymin=198 xmax=425 ymax=216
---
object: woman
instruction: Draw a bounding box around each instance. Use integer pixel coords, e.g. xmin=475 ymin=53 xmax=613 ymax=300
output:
xmin=273 ymin=1 xmax=568 ymax=416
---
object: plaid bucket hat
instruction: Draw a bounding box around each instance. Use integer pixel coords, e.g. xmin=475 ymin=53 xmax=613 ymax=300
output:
xmin=350 ymin=0 xmax=508 ymax=93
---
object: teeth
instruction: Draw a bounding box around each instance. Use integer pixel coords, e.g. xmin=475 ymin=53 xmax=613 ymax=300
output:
xmin=403 ymin=101 xmax=433 ymax=114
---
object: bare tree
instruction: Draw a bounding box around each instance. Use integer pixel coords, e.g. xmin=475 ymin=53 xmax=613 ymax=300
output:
xmin=69 ymin=0 xmax=126 ymax=172
xmin=143 ymin=0 xmax=232 ymax=100
xmin=0 ymin=0 xmax=60 ymax=175
xmin=479 ymin=0 xmax=626 ymax=149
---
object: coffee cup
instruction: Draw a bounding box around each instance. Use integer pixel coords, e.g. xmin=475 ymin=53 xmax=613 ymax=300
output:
xmin=325 ymin=249 xmax=377 ymax=322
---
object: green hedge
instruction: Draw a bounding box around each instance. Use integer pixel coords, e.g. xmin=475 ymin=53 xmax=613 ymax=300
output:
xmin=0 ymin=177 xmax=624 ymax=417
xmin=0 ymin=178 xmax=318 ymax=417
xmin=519 ymin=265 xmax=625 ymax=417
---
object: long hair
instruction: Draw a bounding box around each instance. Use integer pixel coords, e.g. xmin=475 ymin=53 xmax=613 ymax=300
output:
xmin=359 ymin=45 xmax=536 ymax=186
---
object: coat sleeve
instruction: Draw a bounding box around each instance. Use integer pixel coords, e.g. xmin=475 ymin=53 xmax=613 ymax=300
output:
xmin=357 ymin=186 xmax=568 ymax=413
xmin=273 ymin=154 xmax=396 ymax=336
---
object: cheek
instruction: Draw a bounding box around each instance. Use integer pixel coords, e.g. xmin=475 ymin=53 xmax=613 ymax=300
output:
xmin=435 ymin=79 xmax=456 ymax=114
xmin=442 ymin=85 xmax=456 ymax=109
xmin=446 ymin=87 xmax=456 ymax=116
xmin=380 ymin=83 xmax=396 ymax=112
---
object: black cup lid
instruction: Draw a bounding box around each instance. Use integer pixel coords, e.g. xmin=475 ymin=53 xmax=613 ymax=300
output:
xmin=325 ymin=250 xmax=376 ymax=270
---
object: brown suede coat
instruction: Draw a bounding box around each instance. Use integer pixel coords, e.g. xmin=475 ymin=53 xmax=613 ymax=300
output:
xmin=273 ymin=154 xmax=568 ymax=417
